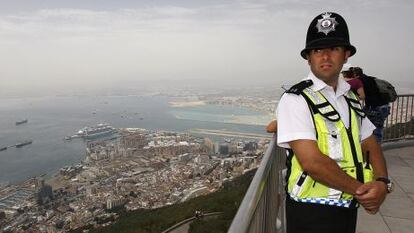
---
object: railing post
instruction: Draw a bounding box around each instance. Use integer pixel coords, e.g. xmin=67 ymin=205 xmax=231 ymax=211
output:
xmin=277 ymin=146 xmax=286 ymax=233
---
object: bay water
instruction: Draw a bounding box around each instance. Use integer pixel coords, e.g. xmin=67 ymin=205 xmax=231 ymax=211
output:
xmin=0 ymin=95 xmax=271 ymax=184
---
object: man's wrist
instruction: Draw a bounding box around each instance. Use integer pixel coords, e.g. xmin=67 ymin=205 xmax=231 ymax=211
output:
xmin=376 ymin=180 xmax=388 ymax=192
xmin=376 ymin=177 xmax=394 ymax=193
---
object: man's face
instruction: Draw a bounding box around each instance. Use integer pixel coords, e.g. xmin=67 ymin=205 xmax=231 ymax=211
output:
xmin=306 ymin=46 xmax=350 ymax=85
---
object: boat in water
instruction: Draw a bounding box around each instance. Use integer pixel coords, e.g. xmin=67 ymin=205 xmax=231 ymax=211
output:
xmin=0 ymin=147 xmax=7 ymax=151
xmin=76 ymin=123 xmax=117 ymax=140
xmin=15 ymin=140 xmax=33 ymax=148
xmin=64 ymin=135 xmax=81 ymax=140
xmin=15 ymin=119 xmax=28 ymax=125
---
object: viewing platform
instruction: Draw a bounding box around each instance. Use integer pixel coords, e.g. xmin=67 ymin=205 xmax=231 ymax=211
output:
xmin=357 ymin=145 xmax=414 ymax=233
xmin=228 ymin=94 xmax=414 ymax=233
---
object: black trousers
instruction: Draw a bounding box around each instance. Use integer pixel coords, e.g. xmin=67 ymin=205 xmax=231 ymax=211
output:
xmin=286 ymin=198 xmax=357 ymax=233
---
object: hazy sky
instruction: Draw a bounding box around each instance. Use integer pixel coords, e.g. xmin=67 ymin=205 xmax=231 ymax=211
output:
xmin=1 ymin=0 xmax=413 ymax=95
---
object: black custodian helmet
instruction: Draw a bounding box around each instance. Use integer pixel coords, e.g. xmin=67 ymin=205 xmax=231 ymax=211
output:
xmin=300 ymin=12 xmax=356 ymax=59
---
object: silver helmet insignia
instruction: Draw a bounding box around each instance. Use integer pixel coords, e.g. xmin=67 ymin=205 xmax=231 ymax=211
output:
xmin=316 ymin=12 xmax=338 ymax=35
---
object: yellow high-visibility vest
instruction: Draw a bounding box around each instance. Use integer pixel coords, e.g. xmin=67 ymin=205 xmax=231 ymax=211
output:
xmin=286 ymin=82 xmax=373 ymax=208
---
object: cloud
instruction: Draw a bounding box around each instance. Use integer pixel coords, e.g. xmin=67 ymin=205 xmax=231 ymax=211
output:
xmin=0 ymin=0 xmax=413 ymax=95
xmin=0 ymin=4 xmax=284 ymax=89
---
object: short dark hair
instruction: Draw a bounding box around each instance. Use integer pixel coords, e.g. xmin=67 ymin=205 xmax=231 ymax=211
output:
xmin=352 ymin=67 xmax=363 ymax=76
xmin=341 ymin=70 xmax=353 ymax=78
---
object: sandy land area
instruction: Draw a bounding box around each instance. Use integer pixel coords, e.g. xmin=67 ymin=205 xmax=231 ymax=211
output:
xmin=169 ymin=101 xmax=206 ymax=107
xmin=189 ymin=128 xmax=272 ymax=139
xmin=46 ymin=174 xmax=70 ymax=190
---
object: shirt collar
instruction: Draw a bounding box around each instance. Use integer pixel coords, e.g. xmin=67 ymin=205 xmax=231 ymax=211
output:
xmin=306 ymin=71 xmax=350 ymax=97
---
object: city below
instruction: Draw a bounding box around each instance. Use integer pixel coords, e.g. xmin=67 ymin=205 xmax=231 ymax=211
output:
xmin=0 ymin=123 xmax=270 ymax=232
xmin=1 ymin=84 xmax=410 ymax=232
xmin=0 ymin=87 xmax=281 ymax=233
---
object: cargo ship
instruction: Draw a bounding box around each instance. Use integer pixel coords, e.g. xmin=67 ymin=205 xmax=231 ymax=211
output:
xmin=15 ymin=119 xmax=28 ymax=125
xmin=15 ymin=140 xmax=33 ymax=148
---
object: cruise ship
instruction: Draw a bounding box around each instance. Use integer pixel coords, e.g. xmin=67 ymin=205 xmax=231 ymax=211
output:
xmin=76 ymin=123 xmax=117 ymax=140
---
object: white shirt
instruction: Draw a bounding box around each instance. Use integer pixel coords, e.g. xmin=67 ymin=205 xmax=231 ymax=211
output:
xmin=276 ymin=72 xmax=376 ymax=148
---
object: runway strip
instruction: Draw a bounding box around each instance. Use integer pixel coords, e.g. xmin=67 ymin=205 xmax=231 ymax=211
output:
xmin=189 ymin=128 xmax=272 ymax=140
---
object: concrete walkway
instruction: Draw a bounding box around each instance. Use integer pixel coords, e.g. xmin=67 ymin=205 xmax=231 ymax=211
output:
xmin=357 ymin=146 xmax=414 ymax=233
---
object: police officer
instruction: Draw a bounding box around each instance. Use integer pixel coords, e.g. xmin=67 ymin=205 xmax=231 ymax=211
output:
xmin=276 ymin=12 xmax=393 ymax=233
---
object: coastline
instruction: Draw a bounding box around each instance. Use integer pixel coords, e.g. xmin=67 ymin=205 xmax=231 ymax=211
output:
xmin=169 ymin=100 xmax=206 ymax=107
xmin=0 ymin=95 xmax=273 ymax=184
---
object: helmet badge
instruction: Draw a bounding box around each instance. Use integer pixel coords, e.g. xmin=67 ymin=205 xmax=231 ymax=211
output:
xmin=316 ymin=12 xmax=338 ymax=35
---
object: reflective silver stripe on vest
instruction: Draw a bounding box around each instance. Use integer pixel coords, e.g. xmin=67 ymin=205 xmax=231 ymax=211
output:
xmin=349 ymin=100 xmax=360 ymax=109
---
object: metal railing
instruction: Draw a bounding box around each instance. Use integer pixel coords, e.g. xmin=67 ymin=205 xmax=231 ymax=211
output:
xmin=228 ymin=94 xmax=414 ymax=233
xmin=227 ymin=137 xmax=286 ymax=233
xmin=384 ymin=94 xmax=414 ymax=142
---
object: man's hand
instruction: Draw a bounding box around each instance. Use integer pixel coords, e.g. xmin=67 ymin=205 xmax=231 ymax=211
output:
xmin=266 ymin=120 xmax=277 ymax=133
xmin=355 ymin=181 xmax=388 ymax=214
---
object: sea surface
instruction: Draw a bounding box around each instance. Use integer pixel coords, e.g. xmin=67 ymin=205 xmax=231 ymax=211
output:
xmin=0 ymin=95 xmax=272 ymax=184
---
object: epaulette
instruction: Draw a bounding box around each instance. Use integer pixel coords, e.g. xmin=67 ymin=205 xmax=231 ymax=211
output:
xmin=285 ymin=80 xmax=313 ymax=95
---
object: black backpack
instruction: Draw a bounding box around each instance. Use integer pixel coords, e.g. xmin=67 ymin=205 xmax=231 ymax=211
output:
xmin=373 ymin=77 xmax=397 ymax=103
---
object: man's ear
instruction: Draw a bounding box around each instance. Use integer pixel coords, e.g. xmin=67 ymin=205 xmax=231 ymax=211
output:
xmin=306 ymin=54 xmax=311 ymax=65
xmin=344 ymin=49 xmax=351 ymax=63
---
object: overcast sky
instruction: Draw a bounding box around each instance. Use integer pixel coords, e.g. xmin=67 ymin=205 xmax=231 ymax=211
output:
xmin=0 ymin=0 xmax=413 ymax=95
